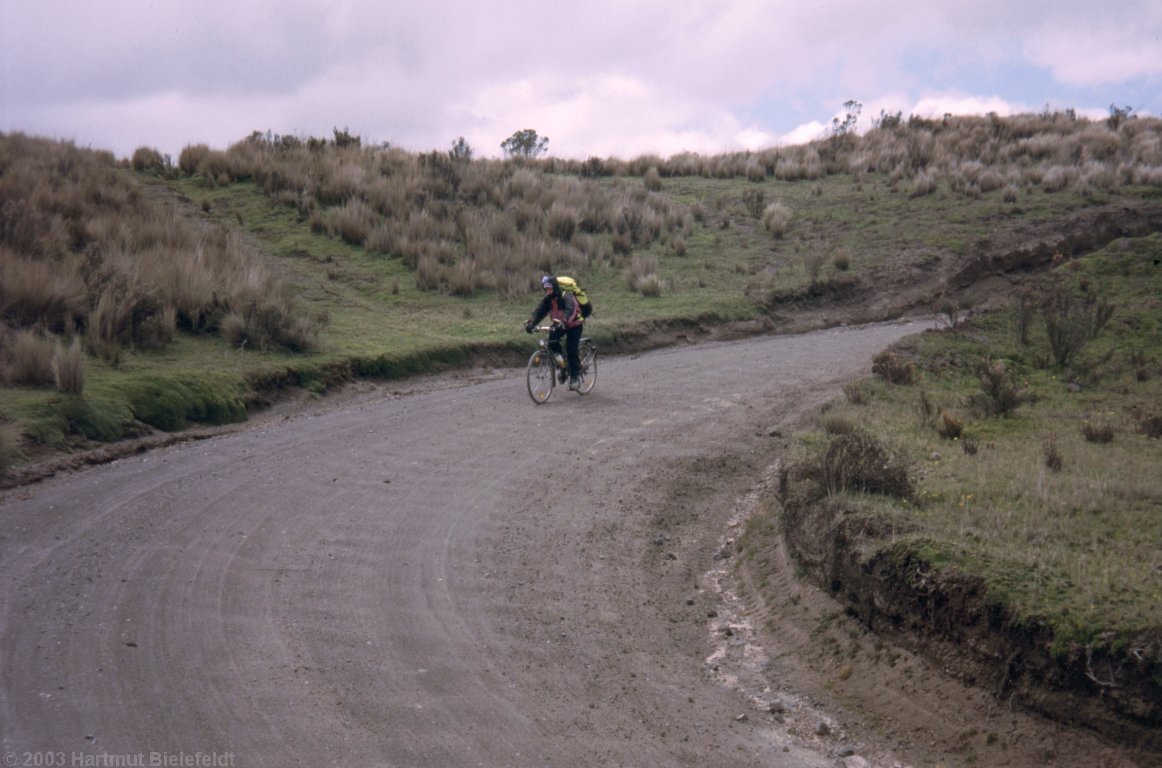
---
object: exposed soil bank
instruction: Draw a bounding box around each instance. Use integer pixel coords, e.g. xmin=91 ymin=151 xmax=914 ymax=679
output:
xmin=777 ymin=496 xmax=1162 ymax=754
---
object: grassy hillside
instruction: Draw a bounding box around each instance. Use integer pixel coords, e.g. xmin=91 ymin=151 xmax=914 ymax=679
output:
xmin=2 ymin=112 xmax=1160 ymax=460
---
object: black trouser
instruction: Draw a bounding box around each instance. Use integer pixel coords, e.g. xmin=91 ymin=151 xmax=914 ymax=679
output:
xmin=549 ymin=324 xmax=583 ymax=379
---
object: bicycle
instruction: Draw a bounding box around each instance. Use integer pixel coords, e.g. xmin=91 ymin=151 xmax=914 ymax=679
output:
xmin=526 ymin=325 xmax=597 ymax=404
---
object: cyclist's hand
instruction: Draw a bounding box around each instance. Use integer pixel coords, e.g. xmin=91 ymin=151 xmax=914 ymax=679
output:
xmin=524 ymin=320 xmax=534 ymax=333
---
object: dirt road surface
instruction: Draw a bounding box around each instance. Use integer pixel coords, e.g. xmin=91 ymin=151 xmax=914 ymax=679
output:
xmin=4 ymin=319 xmax=1097 ymax=768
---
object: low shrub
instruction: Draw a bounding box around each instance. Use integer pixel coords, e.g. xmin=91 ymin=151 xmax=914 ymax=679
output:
xmin=1042 ymin=280 xmax=1114 ymax=366
xmin=872 ymin=350 xmax=915 ymax=385
xmin=1080 ymin=421 xmax=1115 ymax=444
xmin=1138 ymin=412 xmax=1162 ymax=439
xmin=936 ymin=410 xmax=964 ymax=440
xmin=967 ymin=359 xmax=1026 ymax=417
xmin=1043 ymin=434 xmax=1064 ymax=472
xmin=742 ymin=188 xmax=765 ymax=218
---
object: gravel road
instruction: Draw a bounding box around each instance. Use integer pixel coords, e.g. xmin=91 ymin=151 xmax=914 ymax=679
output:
xmin=0 ymin=321 xmax=920 ymax=768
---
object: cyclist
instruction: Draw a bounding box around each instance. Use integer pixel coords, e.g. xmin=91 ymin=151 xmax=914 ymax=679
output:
xmin=524 ymin=275 xmax=584 ymax=390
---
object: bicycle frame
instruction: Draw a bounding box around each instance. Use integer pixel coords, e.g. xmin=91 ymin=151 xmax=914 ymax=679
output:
xmin=526 ymin=326 xmax=596 ymax=404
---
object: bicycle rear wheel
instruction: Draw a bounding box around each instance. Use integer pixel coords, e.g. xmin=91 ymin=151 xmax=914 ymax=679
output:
xmin=576 ymin=340 xmax=597 ymax=394
xmin=526 ymin=349 xmax=554 ymax=404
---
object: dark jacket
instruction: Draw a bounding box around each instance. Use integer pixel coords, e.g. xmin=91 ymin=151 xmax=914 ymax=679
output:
xmin=528 ymin=290 xmax=582 ymax=329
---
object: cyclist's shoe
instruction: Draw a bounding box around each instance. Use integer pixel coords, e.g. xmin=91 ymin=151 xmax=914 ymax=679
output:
xmin=558 ymin=370 xmax=568 ymax=383
xmin=568 ymin=376 xmax=580 ymax=390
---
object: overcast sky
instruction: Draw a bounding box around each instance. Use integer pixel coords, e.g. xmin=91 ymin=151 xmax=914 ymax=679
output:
xmin=2 ymin=1 xmax=1159 ymax=162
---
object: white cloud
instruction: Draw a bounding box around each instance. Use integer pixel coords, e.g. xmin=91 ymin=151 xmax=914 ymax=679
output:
xmin=3 ymin=0 xmax=1160 ymax=161
xmin=909 ymin=93 xmax=1029 ymax=119
xmin=459 ymin=73 xmax=779 ymax=159
xmin=1025 ymin=21 xmax=1162 ymax=87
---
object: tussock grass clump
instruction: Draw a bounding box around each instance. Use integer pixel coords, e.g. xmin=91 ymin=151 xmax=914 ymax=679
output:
xmin=909 ymin=170 xmax=937 ymax=198
xmin=2 ymin=329 xmax=55 ymax=387
xmin=643 ymin=167 xmax=662 ymax=191
xmin=52 ymin=337 xmax=86 ymax=394
xmin=131 ymin=146 xmax=168 ymax=173
xmin=803 ymin=430 xmax=914 ymax=501
xmin=821 ymin=412 xmax=858 ymax=435
xmin=761 ymin=201 xmax=793 ymax=237
xmin=832 ymin=249 xmax=851 ymax=272
xmin=801 ymin=252 xmax=825 ymax=283
xmin=626 ymin=255 xmax=663 ymax=296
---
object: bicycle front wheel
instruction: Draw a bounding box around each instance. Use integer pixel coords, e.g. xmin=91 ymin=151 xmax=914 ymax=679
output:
xmin=526 ymin=349 xmax=554 ymax=404
xmin=576 ymin=340 xmax=597 ymax=394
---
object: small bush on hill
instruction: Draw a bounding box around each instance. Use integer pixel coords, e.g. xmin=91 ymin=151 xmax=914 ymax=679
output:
xmin=1042 ymin=279 xmax=1114 ymax=366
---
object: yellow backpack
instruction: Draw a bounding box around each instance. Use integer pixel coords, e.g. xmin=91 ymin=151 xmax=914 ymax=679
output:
xmin=555 ymin=275 xmax=593 ymax=317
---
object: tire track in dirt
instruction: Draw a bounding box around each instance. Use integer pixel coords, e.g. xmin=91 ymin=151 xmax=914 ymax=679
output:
xmin=1 ymin=321 xmax=919 ymax=767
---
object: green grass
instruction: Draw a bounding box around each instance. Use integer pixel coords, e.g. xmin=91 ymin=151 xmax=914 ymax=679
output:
xmin=775 ymin=234 xmax=1162 ymax=646
xmin=0 ymin=159 xmax=1147 ymax=460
